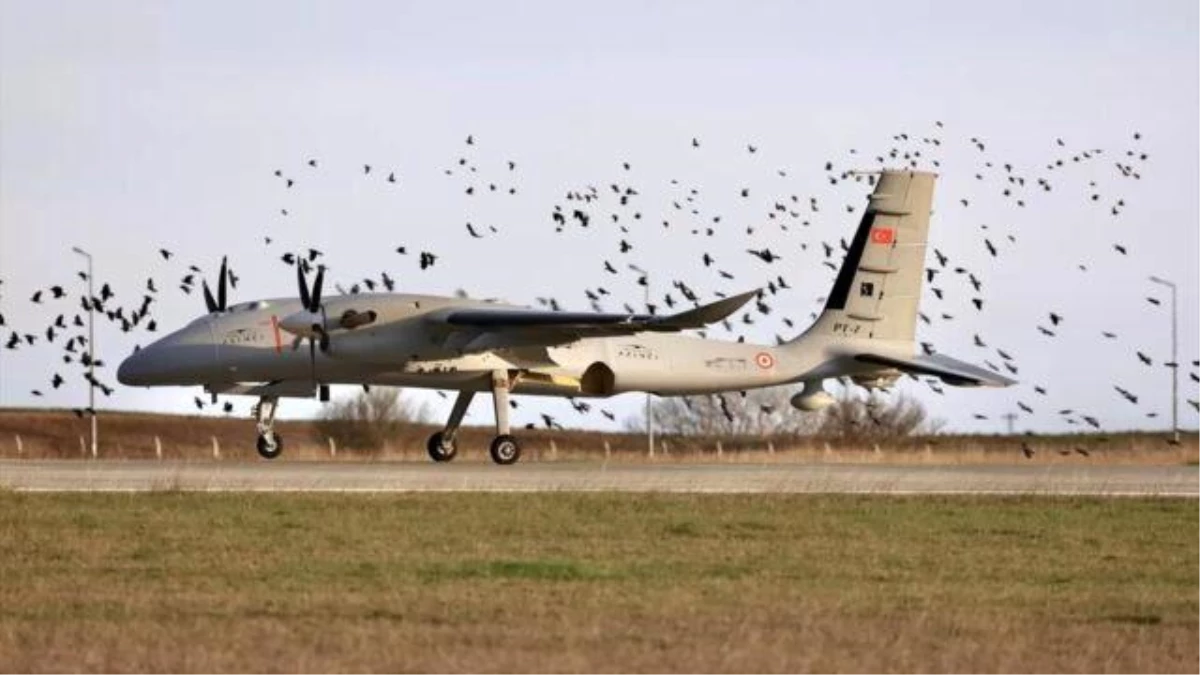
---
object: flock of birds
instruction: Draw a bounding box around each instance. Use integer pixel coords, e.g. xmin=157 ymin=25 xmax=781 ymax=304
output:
xmin=3 ymin=122 xmax=1197 ymax=447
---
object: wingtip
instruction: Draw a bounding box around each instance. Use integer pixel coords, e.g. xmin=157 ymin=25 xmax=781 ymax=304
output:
xmin=654 ymin=288 xmax=760 ymax=329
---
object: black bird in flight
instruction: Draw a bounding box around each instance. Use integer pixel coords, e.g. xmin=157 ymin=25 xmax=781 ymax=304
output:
xmin=747 ymin=248 xmax=781 ymax=263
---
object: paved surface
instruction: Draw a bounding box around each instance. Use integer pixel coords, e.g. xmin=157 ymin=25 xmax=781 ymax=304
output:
xmin=1 ymin=460 xmax=1196 ymax=495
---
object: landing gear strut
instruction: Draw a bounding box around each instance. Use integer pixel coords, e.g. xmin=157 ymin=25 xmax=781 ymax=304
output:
xmin=253 ymin=396 xmax=282 ymax=459
xmin=488 ymin=371 xmax=521 ymax=465
xmin=427 ymin=391 xmax=472 ymax=462
xmin=427 ymin=371 xmax=522 ymax=465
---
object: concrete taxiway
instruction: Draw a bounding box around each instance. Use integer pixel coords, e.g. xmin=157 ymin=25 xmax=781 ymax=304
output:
xmin=0 ymin=460 xmax=1195 ymax=496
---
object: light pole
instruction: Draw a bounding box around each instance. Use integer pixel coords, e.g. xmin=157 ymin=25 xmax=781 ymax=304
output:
xmin=1148 ymin=275 xmax=1178 ymax=444
xmin=1001 ymin=412 xmax=1017 ymax=435
xmin=629 ymin=264 xmax=654 ymax=457
xmin=72 ymin=246 xmax=97 ymax=458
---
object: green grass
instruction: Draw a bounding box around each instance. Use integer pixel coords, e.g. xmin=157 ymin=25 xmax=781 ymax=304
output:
xmin=1 ymin=493 xmax=1196 ymax=672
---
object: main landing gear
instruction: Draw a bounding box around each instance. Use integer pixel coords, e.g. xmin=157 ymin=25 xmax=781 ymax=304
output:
xmin=427 ymin=371 xmax=522 ymax=465
xmin=253 ymin=396 xmax=282 ymax=459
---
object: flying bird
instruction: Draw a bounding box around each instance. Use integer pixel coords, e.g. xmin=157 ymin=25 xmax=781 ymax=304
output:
xmin=747 ymin=248 xmax=781 ymax=263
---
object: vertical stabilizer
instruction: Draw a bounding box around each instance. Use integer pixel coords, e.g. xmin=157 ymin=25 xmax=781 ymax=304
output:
xmin=795 ymin=169 xmax=936 ymax=344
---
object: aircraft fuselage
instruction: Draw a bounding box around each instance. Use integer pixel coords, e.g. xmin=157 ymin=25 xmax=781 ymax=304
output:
xmin=118 ymin=292 xmax=843 ymax=397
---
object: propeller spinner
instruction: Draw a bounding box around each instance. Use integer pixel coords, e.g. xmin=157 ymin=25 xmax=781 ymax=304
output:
xmin=277 ymin=259 xmax=328 ymax=392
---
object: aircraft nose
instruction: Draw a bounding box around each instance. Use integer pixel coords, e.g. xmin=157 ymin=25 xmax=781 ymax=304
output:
xmin=117 ymin=345 xmax=155 ymax=386
xmin=117 ymin=321 xmax=218 ymax=387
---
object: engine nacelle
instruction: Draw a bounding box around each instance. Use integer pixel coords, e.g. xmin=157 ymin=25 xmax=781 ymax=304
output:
xmin=791 ymin=380 xmax=835 ymax=411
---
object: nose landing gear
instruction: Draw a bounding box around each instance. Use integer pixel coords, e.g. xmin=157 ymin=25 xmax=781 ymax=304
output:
xmin=256 ymin=431 xmax=283 ymax=459
xmin=253 ymin=396 xmax=282 ymax=460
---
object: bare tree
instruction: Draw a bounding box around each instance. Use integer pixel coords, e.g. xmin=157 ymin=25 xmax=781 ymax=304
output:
xmin=817 ymin=387 xmax=943 ymax=441
xmin=628 ymin=387 xmax=819 ymax=438
xmin=314 ymin=386 xmax=431 ymax=451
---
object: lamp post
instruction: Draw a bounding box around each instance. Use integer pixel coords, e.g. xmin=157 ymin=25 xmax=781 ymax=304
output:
xmin=72 ymin=246 xmax=97 ymax=458
xmin=1148 ymin=275 xmax=1178 ymax=444
xmin=629 ymin=264 xmax=654 ymax=457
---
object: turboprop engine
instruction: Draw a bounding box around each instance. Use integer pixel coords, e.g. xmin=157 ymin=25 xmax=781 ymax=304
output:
xmin=790 ymin=380 xmax=835 ymax=411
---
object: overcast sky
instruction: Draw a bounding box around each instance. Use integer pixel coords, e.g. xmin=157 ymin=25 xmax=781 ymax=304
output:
xmin=1 ymin=0 xmax=1197 ymax=434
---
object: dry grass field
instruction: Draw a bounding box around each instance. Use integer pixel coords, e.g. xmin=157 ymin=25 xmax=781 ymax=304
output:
xmin=1 ymin=492 xmax=1196 ymax=673
xmin=1 ymin=408 xmax=1196 ymax=465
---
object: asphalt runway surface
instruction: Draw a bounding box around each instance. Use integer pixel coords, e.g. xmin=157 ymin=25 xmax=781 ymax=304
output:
xmin=1 ymin=460 xmax=1196 ymax=496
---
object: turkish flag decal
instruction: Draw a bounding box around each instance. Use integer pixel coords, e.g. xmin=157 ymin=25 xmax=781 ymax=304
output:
xmin=871 ymin=227 xmax=895 ymax=245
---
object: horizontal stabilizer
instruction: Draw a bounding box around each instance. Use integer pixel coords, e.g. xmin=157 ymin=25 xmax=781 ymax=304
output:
xmin=853 ymin=352 xmax=1017 ymax=388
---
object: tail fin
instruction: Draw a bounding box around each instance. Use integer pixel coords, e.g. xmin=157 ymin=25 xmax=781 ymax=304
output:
xmin=782 ymin=169 xmax=1015 ymax=391
xmin=797 ymin=169 xmax=935 ymax=343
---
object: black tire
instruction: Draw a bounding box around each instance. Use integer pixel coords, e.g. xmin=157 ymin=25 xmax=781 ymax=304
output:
xmin=489 ymin=435 xmax=521 ymax=465
xmin=256 ymin=432 xmax=283 ymax=460
xmin=427 ymin=431 xmax=458 ymax=463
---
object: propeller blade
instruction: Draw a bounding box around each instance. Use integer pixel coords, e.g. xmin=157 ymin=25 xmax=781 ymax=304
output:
xmin=318 ymin=306 xmax=330 ymax=352
xmin=308 ymin=336 xmax=322 ymax=393
xmin=297 ymin=258 xmax=311 ymax=311
xmin=202 ymin=281 xmax=218 ymax=313
xmin=217 ymin=256 xmax=228 ymax=311
xmin=310 ymin=265 xmax=324 ymax=312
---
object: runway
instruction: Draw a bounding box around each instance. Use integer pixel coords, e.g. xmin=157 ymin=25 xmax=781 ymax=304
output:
xmin=1 ymin=460 xmax=1196 ymax=496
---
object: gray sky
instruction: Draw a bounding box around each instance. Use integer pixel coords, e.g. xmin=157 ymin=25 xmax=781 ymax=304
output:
xmin=2 ymin=0 xmax=1197 ymax=434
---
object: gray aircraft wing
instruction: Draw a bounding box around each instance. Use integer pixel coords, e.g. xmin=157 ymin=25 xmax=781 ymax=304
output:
xmin=429 ymin=290 xmax=757 ymax=353
xmin=853 ymin=352 xmax=1017 ymax=388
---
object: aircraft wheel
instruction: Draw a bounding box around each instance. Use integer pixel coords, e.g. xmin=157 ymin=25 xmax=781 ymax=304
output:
xmin=489 ymin=435 xmax=521 ymax=465
xmin=427 ymin=431 xmax=458 ymax=463
xmin=256 ymin=432 xmax=283 ymax=460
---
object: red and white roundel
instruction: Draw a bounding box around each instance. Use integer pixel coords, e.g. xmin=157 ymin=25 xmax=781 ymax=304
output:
xmin=755 ymin=352 xmax=775 ymax=369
